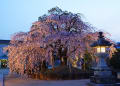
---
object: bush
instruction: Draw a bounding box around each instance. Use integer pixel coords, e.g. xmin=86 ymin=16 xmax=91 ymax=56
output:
xmin=109 ymin=49 xmax=120 ymax=70
xmin=31 ymin=65 xmax=90 ymax=80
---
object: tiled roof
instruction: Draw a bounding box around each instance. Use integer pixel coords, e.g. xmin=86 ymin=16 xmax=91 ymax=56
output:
xmin=0 ymin=57 xmax=8 ymax=59
xmin=0 ymin=40 xmax=10 ymax=44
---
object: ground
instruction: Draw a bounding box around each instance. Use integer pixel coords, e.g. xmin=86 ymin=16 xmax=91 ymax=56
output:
xmin=5 ymin=78 xmax=90 ymax=86
xmin=0 ymin=69 xmax=90 ymax=86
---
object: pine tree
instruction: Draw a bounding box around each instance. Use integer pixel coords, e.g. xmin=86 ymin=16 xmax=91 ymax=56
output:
xmin=83 ymin=50 xmax=92 ymax=71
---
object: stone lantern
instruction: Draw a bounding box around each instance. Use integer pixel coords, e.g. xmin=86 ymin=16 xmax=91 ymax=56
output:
xmin=90 ymin=32 xmax=115 ymax=86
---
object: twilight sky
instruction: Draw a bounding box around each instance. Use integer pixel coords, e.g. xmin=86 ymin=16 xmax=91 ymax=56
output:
xmin=0 ymin=0 xmax=120 ymax=42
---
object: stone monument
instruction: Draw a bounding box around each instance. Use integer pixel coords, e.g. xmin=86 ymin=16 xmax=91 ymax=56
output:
xmin=90 ymin=32 xmax=116 ymax=86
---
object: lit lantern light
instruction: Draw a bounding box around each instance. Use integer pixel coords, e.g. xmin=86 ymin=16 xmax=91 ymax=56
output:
xmin=96 ymin=46 xmax=106 ymax=53
xmin=89 ymin=32 xmax=115 ymax=84
xmin=91 ymin=32 xmax=111 ymax=53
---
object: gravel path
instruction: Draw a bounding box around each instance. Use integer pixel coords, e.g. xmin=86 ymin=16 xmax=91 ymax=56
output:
xmin=5 ymin=78 xmax=90 ymax=86
xmin=0 ymin=69 xmax=90 ymax=86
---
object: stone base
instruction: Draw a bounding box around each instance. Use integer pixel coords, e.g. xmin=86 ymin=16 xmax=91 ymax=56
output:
xmin=90 ymin=76 xmax=116 ymax=84
xmin=115 ymin=83 xmax=120 ymax=86
xmin=87 ymin=82 xmax=115 ymax=86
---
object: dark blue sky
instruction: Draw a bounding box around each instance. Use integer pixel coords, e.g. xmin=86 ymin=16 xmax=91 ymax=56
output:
xmin=0 ymin=0 xmax=120 ymax=42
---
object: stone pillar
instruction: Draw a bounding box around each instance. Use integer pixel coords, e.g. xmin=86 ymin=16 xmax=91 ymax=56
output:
xmin=0 ymin=60 xmax=1 ymax=68
xmin=90 ymin=53 xmax=116 ymax=86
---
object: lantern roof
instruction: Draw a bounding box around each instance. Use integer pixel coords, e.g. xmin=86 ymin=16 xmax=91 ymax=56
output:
xmin=91 ymin=32 xmax=112 ymax=47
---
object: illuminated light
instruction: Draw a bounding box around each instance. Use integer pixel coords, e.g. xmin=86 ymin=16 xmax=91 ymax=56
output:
xmin=101 ymin=47 xmax=105 ymax=52
xmin=97 ymin=46 xmax=106 ymax=53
